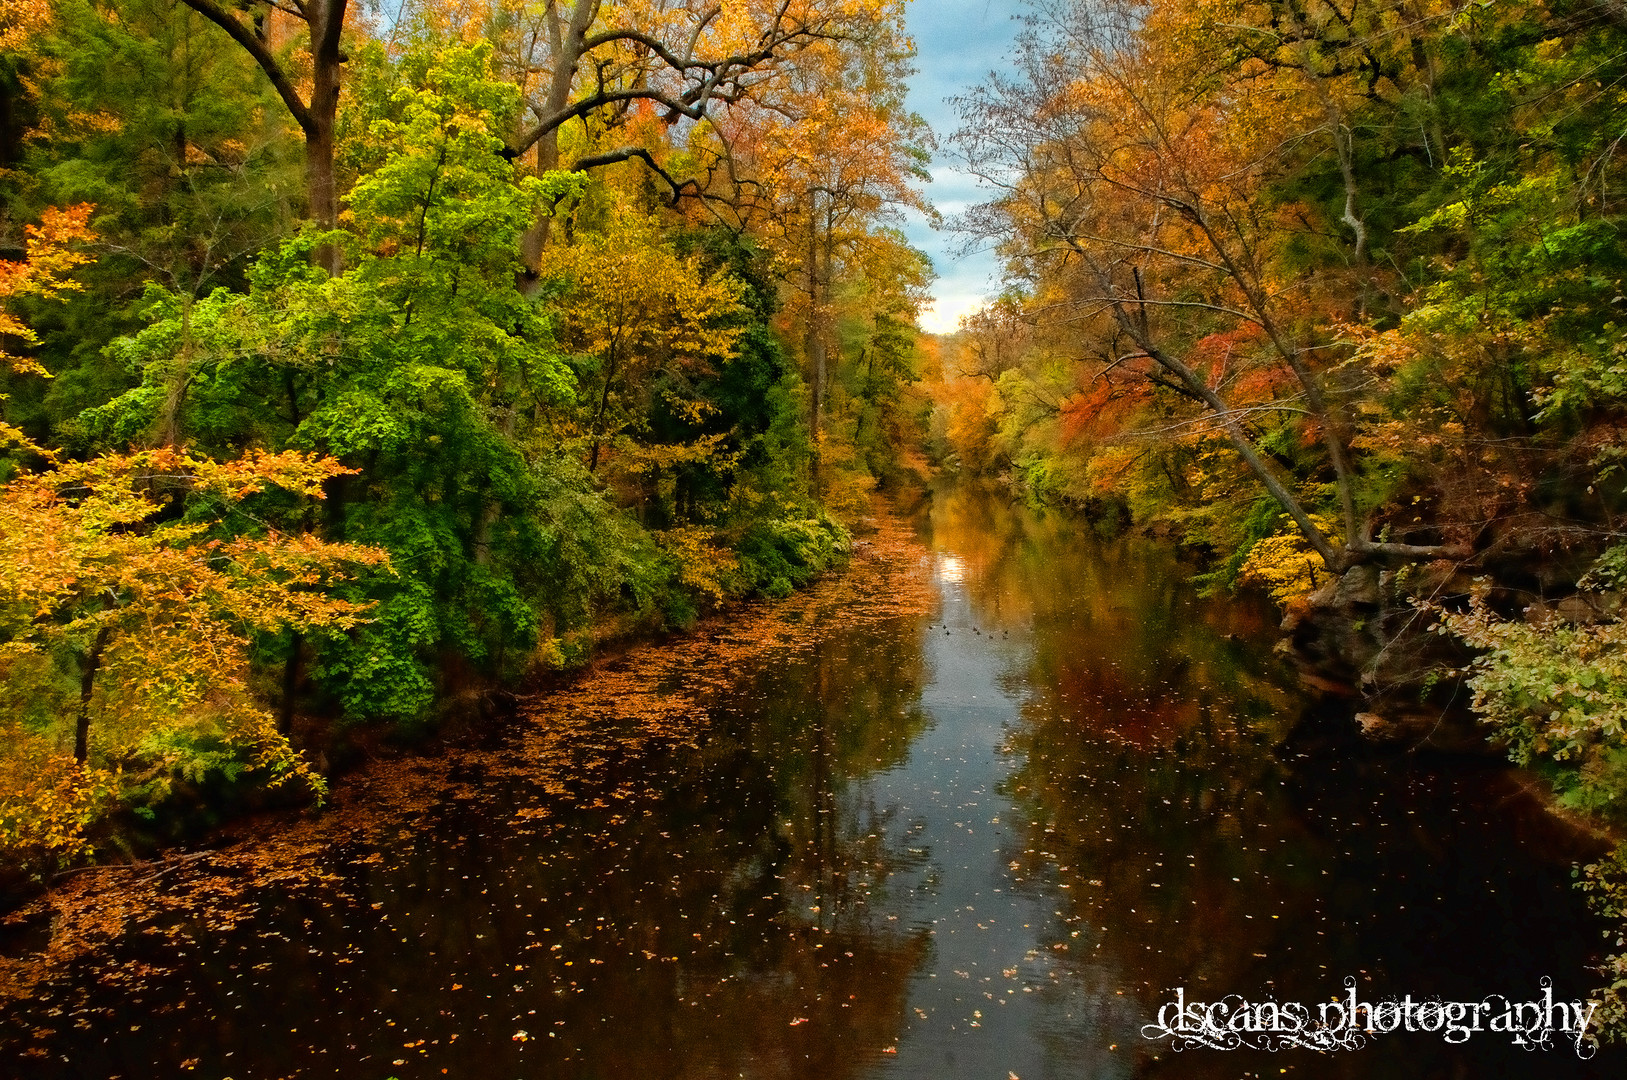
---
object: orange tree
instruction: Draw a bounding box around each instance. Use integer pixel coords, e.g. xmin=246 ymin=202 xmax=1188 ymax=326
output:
xmin=950 ymin=0 xmax=1480 ymax=571
xmin=706 ymin=4 xmax=929 ymax=486
xmin=0 ymin=204 xmax=94 ymax=390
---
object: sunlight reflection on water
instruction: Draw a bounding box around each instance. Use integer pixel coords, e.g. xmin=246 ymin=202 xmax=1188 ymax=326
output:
xmin=936 ymin=553 xmax=969 ymax=585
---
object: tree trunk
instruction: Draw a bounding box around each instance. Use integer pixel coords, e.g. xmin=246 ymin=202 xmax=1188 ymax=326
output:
xmin=805 ymin=194 xmax=825 ymax=486
xmin=75 ymin=624 xmax=113 ymax=765
xmin=178 ymin=0 xmax=348 ymax=273
xmin=519 ymin=139 xmax=558 ymax=277
xmin=589 ymin=345 xmax=618 ymax=473
xmin=307 ymin=0 xmax=344 ymax=275
xmin=518 ymin=0 xmax=597 ymax=276
xmin=278 ymin=632 xmax=304 ymax=737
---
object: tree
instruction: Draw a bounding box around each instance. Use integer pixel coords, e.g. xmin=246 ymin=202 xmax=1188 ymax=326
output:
xmin=711 ymin=10 xmax=929 ymax=483
xmin=26 ymin=0 xmax=303 ymax=301
xmin=538 ymin=211 xmax=744 ymax=475
xmin=3 ymin=210 xmax=384 ymax=862
xmin=953 ymin=0 xmax=1467 ymax=571
xmin=832 ymin=227 xmax=931 ymax=481
xmin=485 ymin=0 xmax=908 ymax=255
xmin=1 ymin=448 xmax=384 ymax=762
xmin=372 ymin=0 xmax=913 ymax=274
xmin=0 ymin=204 xmax=93 ymax=380
xmin=3 ymin=0 xmax=308 ymax=440
xmin=1 ymin=202 xmax=94 ymax=448
xmin=0 ymin=447 xmax=386 ymax=867
xmin=173 ymin=0 xmax=348 ymax=269
xmin=80 ymin=44 xmax=677 ymax=721
xmin=0 ymin=0 xmax=50 ymax=169
xmin=0 ymin=0 xmax=50 ymax=52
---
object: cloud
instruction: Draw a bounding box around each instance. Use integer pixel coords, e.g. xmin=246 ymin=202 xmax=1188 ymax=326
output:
xmin=921 ymin=291 xmax=991 ymax=335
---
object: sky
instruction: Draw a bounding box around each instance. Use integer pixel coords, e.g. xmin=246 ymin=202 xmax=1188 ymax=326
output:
xmin=900 ymin=1 xmax=1027 ymax=335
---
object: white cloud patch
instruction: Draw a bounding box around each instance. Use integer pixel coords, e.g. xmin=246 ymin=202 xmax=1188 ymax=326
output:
xmin=921 ymin=292 xmax=990 ymax=335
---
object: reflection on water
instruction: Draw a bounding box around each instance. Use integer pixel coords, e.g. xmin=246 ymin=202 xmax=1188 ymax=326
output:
xmin=0 ymin=483 xmax=1618 ymax=1077
xmin=891 ymin=488 xmax=1615 ymax=1079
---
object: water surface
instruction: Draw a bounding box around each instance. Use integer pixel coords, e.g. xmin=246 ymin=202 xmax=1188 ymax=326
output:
xmin=0 ymin=483 xmax=1615 ymax=1078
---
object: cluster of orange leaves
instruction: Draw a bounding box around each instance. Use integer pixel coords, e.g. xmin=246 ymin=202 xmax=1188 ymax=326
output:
xmin=0 ymin=204 xmax=95 ymax=380
xmin=0 ymin=0 xmax=49 ymax=53
xmin=1060 ymin=372 xmax=1152 ymax=447
xmin=0 ymin=735 xmax=114 ymax=864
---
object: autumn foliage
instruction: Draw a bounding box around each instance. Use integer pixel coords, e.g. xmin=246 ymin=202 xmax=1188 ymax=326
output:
xmin=0 ymin=204 xmax=94 ymax=381
xmin=0 ymin=447 xmax=388 ymax=871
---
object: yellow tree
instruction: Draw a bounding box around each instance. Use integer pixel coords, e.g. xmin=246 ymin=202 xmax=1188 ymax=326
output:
xmin=1 ymin=214 xmax=386 ymax=868
xmin=0 ymin=205 xmax=94 ymax=451
xmin=0 ymin=448 xmax=389 ymax=865
xmin=709 ymin=4 xmax=928 ymax=480
xmin=0 ymin=0 xmax=49 ymax=51
xmin=539 ymin=212 xmax=744 ymax=474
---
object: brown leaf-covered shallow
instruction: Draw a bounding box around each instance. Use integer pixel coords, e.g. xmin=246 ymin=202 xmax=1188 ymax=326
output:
xmin=0 ymin=504 xmax=935 ymax=1026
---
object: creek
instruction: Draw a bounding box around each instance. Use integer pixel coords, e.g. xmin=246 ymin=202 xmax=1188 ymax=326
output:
xmin=0 ymin=483 xmax=1616 ymax=1078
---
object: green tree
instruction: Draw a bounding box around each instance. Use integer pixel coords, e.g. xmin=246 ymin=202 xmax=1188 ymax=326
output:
xmin=84 ymin=43 xmax=606 ymax=721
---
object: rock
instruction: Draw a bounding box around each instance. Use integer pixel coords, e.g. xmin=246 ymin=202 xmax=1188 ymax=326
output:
xmin=1347 ymin=706 xmax=1496 ymax=754
xmin=1555 ymin=592 xmax=1624 ymax=625
xmin=1555 ymin=596 xmax=1600 ymax=624
xmin=1298 ymin=670 xmax=1360 ymax=696
xmin=1354 ymin=711 xmax=1390 ymax=737
xmin=1523 ymin=598 xmax=1556 ymax=626
xmin=1335 ymin=564 xmax=1382 ymax=608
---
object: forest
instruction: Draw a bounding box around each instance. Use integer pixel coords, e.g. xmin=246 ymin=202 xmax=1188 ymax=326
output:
xmin=7 ymin=0 xmax=1627 ymax=1054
